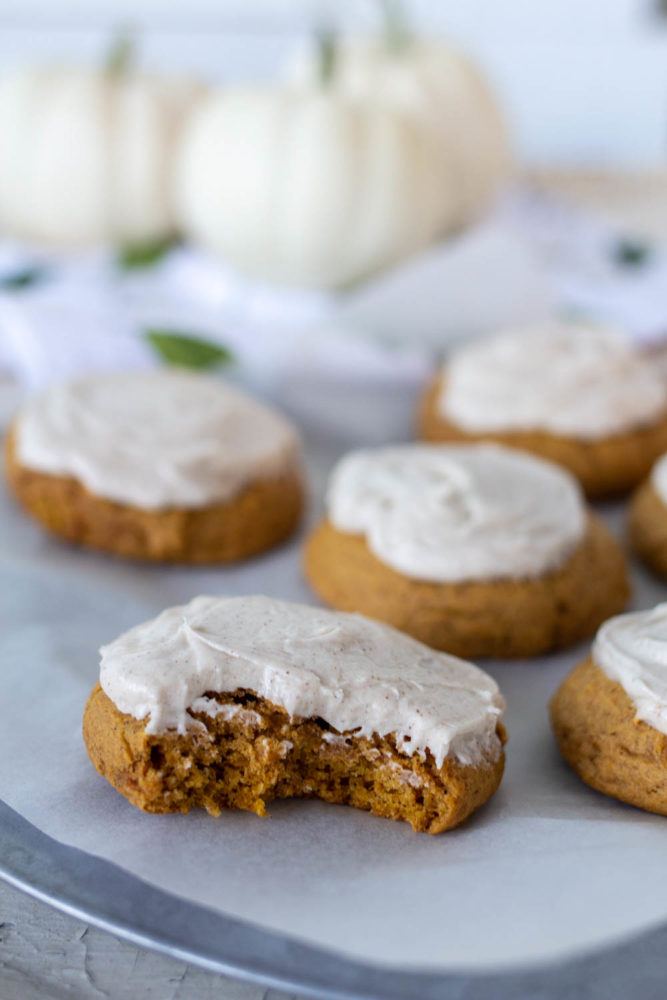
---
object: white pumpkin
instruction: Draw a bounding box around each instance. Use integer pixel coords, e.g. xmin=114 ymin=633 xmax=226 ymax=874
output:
xmin=0 ymin=63 xmax=202 ymax=247
xmin=288 ymin=38 xmax=512 ymax=229
xmin=175 ymin=88 xmax=449 ymax=290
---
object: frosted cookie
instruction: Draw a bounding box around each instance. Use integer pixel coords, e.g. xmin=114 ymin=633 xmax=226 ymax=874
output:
xmin=418 ymin=322 xmax=667 ymax=498
xmin=629 ymin=453 xmax=667 ymax=578
xmin=303 ymin=443 xmax=630 ymax=658
xmin=5 ymin=370 xmax=303 ymax=562
xmin=551 ymin=604 xmax=667 ymax=815
xmin=83 ymin=595 xmax=507 ymax=834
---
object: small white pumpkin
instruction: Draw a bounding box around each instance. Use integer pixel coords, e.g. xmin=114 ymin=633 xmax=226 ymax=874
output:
xmin=0 ymin=60 xmax=202 ymax=247
xmin=175 ymin=87 xmax=448 ymax=290
xmin=289 ymin=37 xmax=512 ymax=229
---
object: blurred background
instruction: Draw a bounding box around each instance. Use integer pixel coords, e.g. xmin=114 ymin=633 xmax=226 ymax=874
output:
xmin=0 ymin=0 xmax=666 ymax=439
xmin=2 ymin=0 xmax=666 ymax=168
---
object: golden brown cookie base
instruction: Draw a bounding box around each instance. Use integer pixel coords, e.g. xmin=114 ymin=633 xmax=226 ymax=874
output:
xmin=418 ymin=375 xmax=667 ymax=499
xmin=550 ymin=656 xmax=667 ymax=815
xmin=303 ymin=515 xmax=629 ymax=659
xmin=83 ymin=684 xmax=506 ymax=834
xmin=628 ymin=479 xmax=667 ymax=579
xmin=4 ymin=432 xmax=303 ymax=563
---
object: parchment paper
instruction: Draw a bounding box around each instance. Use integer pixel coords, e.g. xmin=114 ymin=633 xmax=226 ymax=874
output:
xmin=2 ymin=422 xmax=667 ymax=973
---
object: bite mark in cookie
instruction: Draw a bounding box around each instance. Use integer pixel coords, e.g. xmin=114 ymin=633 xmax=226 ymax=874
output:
xmin=84 ymin=596 xmax=506 ymax=833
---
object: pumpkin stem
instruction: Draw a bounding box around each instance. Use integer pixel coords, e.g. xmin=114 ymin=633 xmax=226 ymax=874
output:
xmin=316 ymin=24 xmax=338 ymax=85
xmin=379 ymin=0 xmax=411 ymax=53
xmin=105 ymin=29 xmax=135 ymax=75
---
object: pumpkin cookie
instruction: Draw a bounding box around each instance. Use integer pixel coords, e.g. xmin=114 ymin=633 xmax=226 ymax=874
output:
xmin=5 ymin=370 xmax=303 ymax=563
xmin=303 ymin=443 xmax=630 ymax=658
xmin=629 ymin=454 xmax=667 ymax=578
xmin=83 ymin=595 xmax=507 ymax=834
xmin=418 ymin=322 xmax=667 ymax=498
xmin=550 ymin=604 xmax=667 ymax=815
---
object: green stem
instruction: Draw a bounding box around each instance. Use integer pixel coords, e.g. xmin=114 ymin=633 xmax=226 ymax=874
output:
xmin=105 ymin=29 xmax=134 ymax=75
xmin=317 ymin=25 xmax=337 ymax=85
xmin=378 ymin=0 xmax=411 ymax=53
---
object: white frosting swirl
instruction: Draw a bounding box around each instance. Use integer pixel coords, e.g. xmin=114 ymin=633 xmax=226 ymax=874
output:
xmin=326 ymin=443 xmax=586 ymax=582
xmin=441 ymin=322 xmax=666 ymax=440
xmin=99 ymin=595 xmax=505 ymax=768
xmin=593 ymin=604 xmax=667 ymax=736
xmin=650 ymin=452 xmax=667 ymax=505
xmin=14 ymin=370 xmax=301 ymax=510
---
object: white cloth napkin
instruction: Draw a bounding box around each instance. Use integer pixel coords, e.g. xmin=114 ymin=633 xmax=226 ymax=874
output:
xmin=0 ymin=189 xmax=665 ymax=420
xmin=509 ymin=189 xmax=667 ymax=344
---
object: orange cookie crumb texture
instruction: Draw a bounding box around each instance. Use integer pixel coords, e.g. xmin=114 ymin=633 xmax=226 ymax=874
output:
xmin=83 ymin=683 xmax=506 ymax=835
xmin=85 ymin=595 xmax=507 ymax=834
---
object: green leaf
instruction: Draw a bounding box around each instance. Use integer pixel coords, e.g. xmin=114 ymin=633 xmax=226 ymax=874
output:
xmin=117 ymin=237 xmax=176 ymax=270
xmin=0 ymin=266 xmax=48 ymax=290
xmin=105 ymin=29 xmax=135 ymax=75
xmin=145 ymin=330 xmax=235 ymax=371
xmin=379 ymin=0 xmax=412 ymax=53
xmin=613 ymin=238 xmax=652 ymax=269
xmin=317 ymin=24 xmax=338 ymax=85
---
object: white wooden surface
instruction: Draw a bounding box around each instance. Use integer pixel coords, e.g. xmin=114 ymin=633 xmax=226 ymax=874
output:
xmin=0 ymin=881 xmax=294 ymax=1000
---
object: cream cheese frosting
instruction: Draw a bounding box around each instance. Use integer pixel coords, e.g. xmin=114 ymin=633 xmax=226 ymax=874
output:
xmin=440 ymin=322 xmax=666 ymax=440
xmin=99 ymin=595 xmax=505 ymax=767
xmin=326 ymin=443 xmax=586 ymax=582
xmin=14 ymin=370 xmax=301 ymax=510
xmin=650 ymin=452 xmax=667 ymax=505
xmin=593 ymin=604 xmax=667 ymax=737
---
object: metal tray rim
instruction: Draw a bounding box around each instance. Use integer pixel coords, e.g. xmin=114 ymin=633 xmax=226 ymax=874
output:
xmin=3 ymin=799 xmax=667 ymax=1000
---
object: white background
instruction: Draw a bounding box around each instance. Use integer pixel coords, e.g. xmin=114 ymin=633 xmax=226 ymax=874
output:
xmin=0 ymin=0 xmax=665 ymax=168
